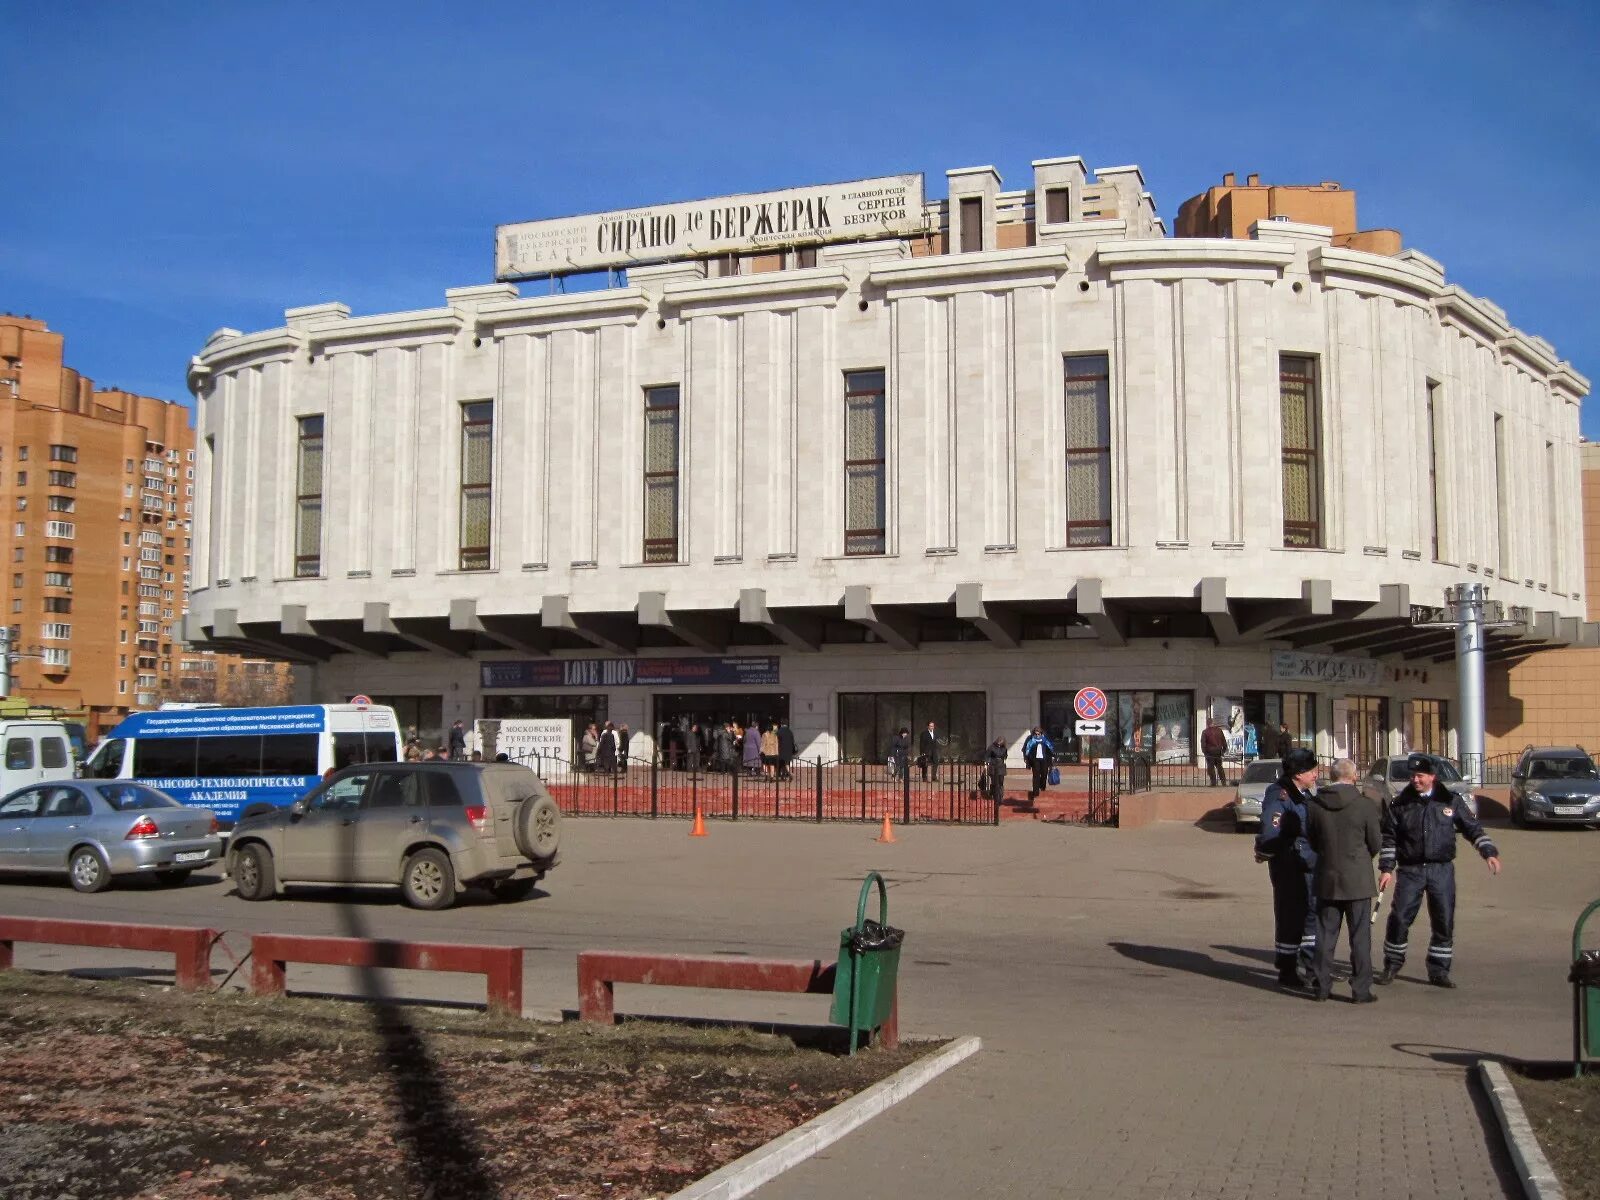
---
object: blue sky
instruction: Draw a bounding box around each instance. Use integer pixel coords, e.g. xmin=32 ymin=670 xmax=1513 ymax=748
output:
xmin=7 ymin=1 xmax=1597 ymax=431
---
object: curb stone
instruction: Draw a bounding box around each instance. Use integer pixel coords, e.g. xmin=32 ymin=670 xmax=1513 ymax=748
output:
xmin=1478 ymin=1060 xmax=1567 ymax=1200
xmin=669 ymin=1035 xmax=983 ymax=1200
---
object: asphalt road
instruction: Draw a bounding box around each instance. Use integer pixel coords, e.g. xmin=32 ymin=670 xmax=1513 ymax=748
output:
xmin=2 ymin=815 xmax=1594 ymax=1198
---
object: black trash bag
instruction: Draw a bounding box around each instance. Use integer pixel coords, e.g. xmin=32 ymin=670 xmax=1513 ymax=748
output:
xmin=848 ymin=920 xmax=905 ymax=955
xmin=1569 ymin=949 xmax=1600 ymax=986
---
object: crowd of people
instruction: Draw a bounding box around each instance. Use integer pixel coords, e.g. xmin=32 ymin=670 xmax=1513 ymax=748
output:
xmin=1256 ymin=749 xmax=1501 ymax=1002
xmin=401 ymin=719 xmax=470 ymax=762
xmin=650 ymin=718 xmax=798 ymax=779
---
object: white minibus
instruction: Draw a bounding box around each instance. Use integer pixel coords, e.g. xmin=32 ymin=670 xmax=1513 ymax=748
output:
xmin=83 ymin=704 xmax=402 ymax=827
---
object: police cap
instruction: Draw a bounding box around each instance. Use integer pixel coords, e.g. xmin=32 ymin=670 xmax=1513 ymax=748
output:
xmin=1282 ymin=747 xmax=1319 ymax=776
xmin=1406 ymin=752 xmax=1438 ymax=775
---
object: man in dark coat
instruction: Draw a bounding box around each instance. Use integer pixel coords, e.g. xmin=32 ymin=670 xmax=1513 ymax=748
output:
xmin=1274 ymin=723 xmax=1295 ymax=760
xmin=595 ymin=723 xmax=618 ymax=773
xmin=887 ymin=727 xmax=910 ymax=780
xmin=984 ymin=736 xmax=1009 ymax=802
xmin=775 ymin=720 xmax=796 ymax=780
xmin=1200 ymin=719 xmax=1228 ymax=786
xmin=448 ymin=719 xmax=467 ymax=761
xmin=1304 ymin=758 xmax=1383 ymax=1003
xmin=919 ymin=721 xmax=942 ymax=782
xmin=1255 ymin=746 xmax=1320 ymax=987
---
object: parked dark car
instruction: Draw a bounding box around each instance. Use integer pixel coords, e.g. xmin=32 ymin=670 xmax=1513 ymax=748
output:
xmin=1509 ymin=747 xmax=1600 ymax=828
xmin=225 ymin=762 xmax=562 ymax=909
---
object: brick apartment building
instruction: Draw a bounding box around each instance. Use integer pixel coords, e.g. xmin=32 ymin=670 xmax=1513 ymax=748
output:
xmin=1175 ymin=172 xmax=1402 ymax=255
xmin=1 ymin=314 xmax=290 ymax=736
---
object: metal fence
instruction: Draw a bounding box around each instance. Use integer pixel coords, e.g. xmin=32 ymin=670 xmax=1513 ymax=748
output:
xmin=1085 ymin=761 xmax=1121 ymax=825
xmin=508 ymin=753 xmax=998 ymax=826
xmin=1461 ymin=751 xmax=1522 ymax=786
xmin=1114 ymin=749 xmax=1525 ymax=792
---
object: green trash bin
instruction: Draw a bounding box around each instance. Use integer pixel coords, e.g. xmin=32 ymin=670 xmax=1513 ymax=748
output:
xmin=830 ymin=871 xmax=903 ymax=1055
xmin=1572 ymin=898 xmax=1600 ymax=1076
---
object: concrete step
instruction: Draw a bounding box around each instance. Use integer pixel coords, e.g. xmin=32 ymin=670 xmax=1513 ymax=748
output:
xmin=999 ymin=791 xmax=1094 ymax=822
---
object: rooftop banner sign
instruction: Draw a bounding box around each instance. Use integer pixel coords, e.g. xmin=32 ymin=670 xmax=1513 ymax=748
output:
xmin=495 ymin=174 xmax=925 ymax=279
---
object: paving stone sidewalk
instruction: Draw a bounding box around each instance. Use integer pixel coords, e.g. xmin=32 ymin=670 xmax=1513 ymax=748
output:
xmin=3 ymin=813 xmax=1585 ymax=1198
xmin=746 ymin=820 xmax=1582 ymax=1200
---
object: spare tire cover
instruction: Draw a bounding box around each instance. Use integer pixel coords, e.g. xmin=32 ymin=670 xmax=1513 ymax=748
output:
xmin=514 ymin=794 xmax=562 ymax=862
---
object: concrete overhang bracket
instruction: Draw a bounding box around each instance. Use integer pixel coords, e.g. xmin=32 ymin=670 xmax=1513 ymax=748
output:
xmin=283 ymin=604 xmax=378 ymax=658
xmin=363 ymin=602 xmax=466 ymax=657
xmin=1237 ymin=579 xmax=1333 ymax=639
xmin=1579 ymin=622 xmax=1600 ymax=649
xmin=954 ymin=583 xmax=1020 ymax=649
xmin=1330 ymin=626 xmax=1451 ymax=658
xmin=638 ymin=591 xmax=727 ymax=655
xmin=541 ymin=594 xmax=636 ymax=655
xmin=1558 ymin=617 xmax=1581 ymax=645
xmin=1073 ymin=578 xmax=1126 ymax=646
xmin=737 ymin=588 xmax=821 ymax=652
xmin=1284 ymin=584 xmax=1409 ymax=647
xmin=235 ymin=621 xmax=331 ymax=664
xmin=1199 ymin=577 xmax=1240 ymax=645
xmin=1479 ymin=642 xmax=1549 ymax=667
xmin=1519 ymin=610 xmax=1559 ymax=643
xmin=450 ymin=598 xmax=544 ymax=654
xmin=211 ymin=608 xmax=245 ymax=641
xmin=843 ymin=585 xmax=918 ymax=652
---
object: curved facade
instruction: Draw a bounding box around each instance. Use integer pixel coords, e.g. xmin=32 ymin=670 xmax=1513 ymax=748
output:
xmin=186 ymin=158 xmax=1591 ymax=765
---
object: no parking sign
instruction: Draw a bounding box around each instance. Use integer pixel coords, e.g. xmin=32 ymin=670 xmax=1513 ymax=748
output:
xmin=1073 ymin=686 xmax=1107 ymax=722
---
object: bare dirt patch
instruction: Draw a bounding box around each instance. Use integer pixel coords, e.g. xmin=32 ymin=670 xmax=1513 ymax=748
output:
xmin=0 ymin=971 xmax=930 ymax=1200
xmin=1510 ymin=1065 xmax=1600 ymax=1200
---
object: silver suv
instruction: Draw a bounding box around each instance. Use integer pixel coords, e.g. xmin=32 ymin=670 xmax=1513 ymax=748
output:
xmin=226 ymin=762 xmax=562 ymax=909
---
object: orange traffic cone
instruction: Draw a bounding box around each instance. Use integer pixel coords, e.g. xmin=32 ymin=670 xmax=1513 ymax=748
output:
xmin=690 ymin=806 xmax=708 ymax=837
xmin=875 ymin=813 xmax=897 ymax=843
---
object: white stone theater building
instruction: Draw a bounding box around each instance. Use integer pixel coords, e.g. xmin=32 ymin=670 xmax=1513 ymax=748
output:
xmin=185 ymin=154 xmax=1591 ymax=765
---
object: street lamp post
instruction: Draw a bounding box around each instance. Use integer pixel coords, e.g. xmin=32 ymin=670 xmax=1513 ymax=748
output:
xmin=1452 ymin=583 xmax=1487 ymax=785
xmin=1410 ymin=582 xmax=1523 ymax=785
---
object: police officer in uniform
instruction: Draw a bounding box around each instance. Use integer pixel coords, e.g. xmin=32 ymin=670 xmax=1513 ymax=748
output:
xmin=1255 ymin=747 xmax=1320 ymax=988
xmin=1377 ymin=752 xmax=1502 ymax=988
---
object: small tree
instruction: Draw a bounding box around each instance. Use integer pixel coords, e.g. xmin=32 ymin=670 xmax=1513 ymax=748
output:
xmin=217 ymin=663 xmax=297 ymax=708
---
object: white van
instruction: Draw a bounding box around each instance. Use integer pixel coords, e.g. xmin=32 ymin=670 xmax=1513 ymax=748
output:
xmin=83 ymin=704 xmax=403 ymax=828
xmin=1 ymin=720 xmax=77 ymax=794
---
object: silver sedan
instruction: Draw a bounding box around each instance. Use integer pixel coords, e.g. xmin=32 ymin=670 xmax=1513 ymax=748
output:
xmin=0 ymin=780 xmax=221 ymax=893
xmin=1231 ymin=759 xmax=1282 ymax=831
xmin=1358 ymin=756 xmax=1479 ymax=818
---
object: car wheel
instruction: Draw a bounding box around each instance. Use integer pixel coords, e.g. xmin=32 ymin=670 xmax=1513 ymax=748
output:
xmin=68 ymin=846 xmax=111 ymax=894
xmin=490 ymin=877 xmax=537 ymax=903
xmin=513 ymin=794 xmax=563 ymax=864
xmin=154 ymin=869 xmax=192 ymax=887
xmin=1510 ymin=795 xmax=1527 ymax=829
xmin=402 ymin=848 xmax=457 ymax=910
xmin=233 ymin=843 xmax=276 ymax=901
